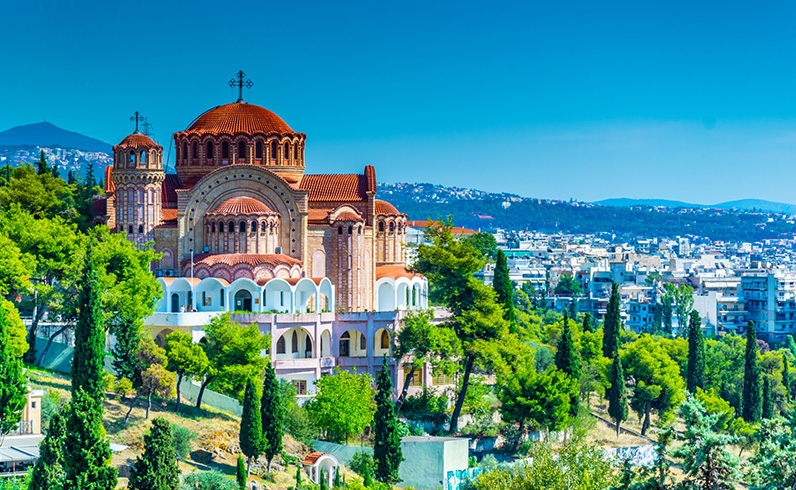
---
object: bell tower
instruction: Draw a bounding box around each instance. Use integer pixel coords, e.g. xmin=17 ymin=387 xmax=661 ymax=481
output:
xmin=111 ymin=112 xmax=165 ymax=243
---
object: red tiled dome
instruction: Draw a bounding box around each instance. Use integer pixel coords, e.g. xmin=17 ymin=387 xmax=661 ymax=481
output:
xmin=375 ymin=199 xmax=400 ymax=216
xmin=207 ymin=197 xmax=275 ymax=215
xmin=184 ymin=103 xmax=295 ymax=135
xmin=115 ymin=132 xmax=158 ymax=148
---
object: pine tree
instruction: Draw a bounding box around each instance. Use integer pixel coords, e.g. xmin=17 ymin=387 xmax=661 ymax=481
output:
xmin=652 ymin=303 xmax=663 ymax=334
xmin=129 ymin=417 xmax=180 ymax=490
xmin=260 ymin=362 xmax=283 ymax=472
xmin=86 ymin=162 xmax=97 ymax=189
xmin=112 ymin=318 xmax=143 ymax=388
xmin=28 ymin=411 xmax=65 ymax=490
xmin=36 ymin=150 xmax=51 ymax=175
xmin=686 ymin=310 xmax=705 ymax=393
xmin=240 ymin=378 xmax=262 ymax=476
xmin=603 ymin=282 xmax=621 ymax=358
xmin=568 ymin=298 xmax=577 ymax=322
xmin=555 ymin=310 xmax=581 ymax=380
xmin=71 ymin=243 xmax=106 ymax=402
xmin=0 ymin=303 xmax=26 ymax=438
xmin=607 ymin=356 xmax=628 ymax=439
xmin=374 ymin=358 xmax=403 ymax=485
xmin=67 ymin=170 xmax=75 ymax=185
xmin=236 ymin=454 xmax=246 ymax=490
xmin=762 ymin=375 xmax=773 ymax=420
xmin=783 ymin=353 xmax=791 ymax=403
xmin=363 ymin=463 xmax=373 ymax=488
xmin=62 ymin=389 xmax=117 ymax=490
xmin=743 ymin=321 xmax=762 ymax=422
xmin=582 ymin=312 xmax=593 ymax=333
xmin=492 ymin=249 xmax=515 ymax=330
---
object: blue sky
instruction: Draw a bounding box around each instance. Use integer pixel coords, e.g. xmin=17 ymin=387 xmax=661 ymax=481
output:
xmin=2 ymin=1 xmax=796 ymax=203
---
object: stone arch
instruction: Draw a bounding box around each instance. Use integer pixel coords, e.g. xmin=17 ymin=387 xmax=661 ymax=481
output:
xmin=275 ymin=326 xmax=314 ymax=359
xmin=339 ymin=329 xmax=367 ymax=358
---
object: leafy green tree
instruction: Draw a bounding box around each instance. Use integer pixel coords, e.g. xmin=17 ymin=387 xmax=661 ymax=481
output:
xmin=554 ymin=274 xmax=582 ymax=296
xmin=663 ymin=283 xmax=694 ymax=337
xmin=373 ymin=358 xmax=403 ymax=485
xmin=621 ymin=335 xmax=685 ymax=435
xmin=125 ymin=338 xmax=175 ymax=422
xmin=129 ymin=417 xmax=180 ymax=490
xmin=307 ymin=369 xmax=375 ymax=443
xmin=761 ymin=375 xmax=773 ymax=420
xmin=493 ymin=249 xmax=516 ymax=329
xmin=165 ymin=331 xmax=209 ymax=413
xmin=0 ymin=302 xmax=26 ymax=441
xmin=582 ymin=312 xmax=594 ymax=333
xmin=603 ymin=282 xmax=621 ymax=358
xmin=410 ymin=218 xmax=509 ymax=432
xmin=236 ymin=455 xmax=246 ymax=490
xmin=463 ymin=232 xmax=497 ymax=260
xmin=694 ymin=387 xmax=734 ymax=432
xmin=240 ymin=378 xmax=262 ymax=476
xmin=498 ymin=362 xmax=572 ymax=435
xmin=651 ymin=303 xmax=662 ymax=334
xmin=783 ymin=353 xmax=791 ymax=403
xmin=196 ymin=313 xmax=269 ymax=408
xmin=686 ymin=310 xmax=705 ymax=393
xmin=71 ymin=242 xmax=106 ymax=402
xmin=0 ymin=235 xmax=33 ymax=299
xmin=788 ymin=335 xmax=796 ymax=358
xmin=62 ymin=389 xmax=117 ymax=490
xmin=393 ymin=310 xmax=459 ymax=407
xmin=746 ymin=417 xmax=796 ymax=488
xmin=672 ymin=396 xmax=739 ymax=490
xmin=608 ymin=356 xmax=628 ymax=438
xmin=743 ymin=321 xmax=762 ymax=422
xmin=260 ymin=362 xmax=283 ymax=472
xmin=28 ymin=411 xmax=65 ymax=490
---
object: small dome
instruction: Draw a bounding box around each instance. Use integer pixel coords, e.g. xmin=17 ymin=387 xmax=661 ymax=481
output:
xmin=207 ymin=197 xmax=275 ymax=215
xmin=184 ymin=102 xmax=295 ymax=135
xmin=115 ymin=132 xmax=158 ymax=148
xmin=375 ymin=199 xmax=401 ymax=216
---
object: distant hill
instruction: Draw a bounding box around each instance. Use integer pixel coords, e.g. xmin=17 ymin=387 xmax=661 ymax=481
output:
xmin=0 ymin=122 xmax=111 ymax=153
xmin=595 ymin=197 xmax=796 ymax=215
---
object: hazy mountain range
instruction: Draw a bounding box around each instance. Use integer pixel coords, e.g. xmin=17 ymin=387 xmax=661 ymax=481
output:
xmin=0 ymin=122 xmax=111 ymax=153
xmin=595 ymin=198 xmax=796 ymax=215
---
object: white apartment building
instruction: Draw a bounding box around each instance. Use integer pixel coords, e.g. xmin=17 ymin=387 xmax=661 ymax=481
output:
xmin=740 ymin=271 xmax=796 ymax=342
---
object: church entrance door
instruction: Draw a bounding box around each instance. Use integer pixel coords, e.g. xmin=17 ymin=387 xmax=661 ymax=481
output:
xmin=235 ymin=290 xmax=253 ymax=312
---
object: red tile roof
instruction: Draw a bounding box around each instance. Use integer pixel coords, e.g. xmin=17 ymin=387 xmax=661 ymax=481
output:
xmin=374 ymin=199 xmax=401 ymax=216
xmin=307 ymin=208 xmax=332 ymax=223
xmin=161 ymin=209 xmax=178 ymax=221
xmin=207 ymin=197 xmax=275 ymax=216
xmin=376 ymin=265 xmax=423 ymax=280
xmin=333 ymin=211 xmax=364 ymax=222
xmin=299 ymin=166 xmax=375 ymax=202
xmin=180 ymin=103 xmax=297 ymax=136
xmin=302 ymin=452 xmax=326 ymax=465
xmin=104 ymin=166 xmax=115 ymax=194
xmin=183 ymin=253 xmax=302 ymax=268
xmin=114 ymin=132 xmax=160 ymax=149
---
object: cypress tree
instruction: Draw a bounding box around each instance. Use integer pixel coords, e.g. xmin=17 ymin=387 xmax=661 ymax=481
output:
xmin=260 ymin=362 xmax=283 ymax=472
xmin=492 ymin=250 xmax=515 ymax=330
xmin=783 ymin=353 xmax=791 ymax=403
xmin=0 ymin=303 xmax=26 ymax=437
xmin=240 ymin=378 xmax=262 ymax=476
xmin=36 ymin=150 xmax=51 ymax=175
xmin=652 ymin=303 xmax=663 ymax=334
xmin=762 ymin=375 xmax=773 ymax=420
xmin=374 ymin=358 xmax=403 ymax=485
xmin=295 ymin=466 xmax=302 ymax=489
xmin=68 ymin=170 xmax=75 ymax=185
xmin=28 ymin=411 xmax=65 ymax=490
xmin=71 ymin=243 xmax=106 ymax=402
xmin=363 ymin=463 xmax=373 ymax=488
xmin=603 ymin=282 xmax=621 ymax=358
xmin=62 ymin=389 xmax=117 ymax=490
xmin=333 ymin=468 xmax=341 ymax=488
xmin=555 ymin=310 xmax=581 ymax=379
xmin=686 ymin=310 xmax=705 ymax=393
xmin=236 ymin=454 xmax=246 ymax=490
xmin=742 ymin=321 xmax=762 ymax=422
xmin=129 ymin=417 xmax=180 ymax=490
xmin=582 ymin=312 xmax=594 ymax=333
xmin=319 ymin=470 xmax=328 ymax=490
xmin=607 ymin=356 xmax=628 ymax=439
xmin=112 ymin=318 xmax=143 ymax=388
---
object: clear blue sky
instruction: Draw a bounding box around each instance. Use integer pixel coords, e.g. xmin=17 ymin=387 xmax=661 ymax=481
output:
xmin=2 ymin=0 xmax=796 ymax=203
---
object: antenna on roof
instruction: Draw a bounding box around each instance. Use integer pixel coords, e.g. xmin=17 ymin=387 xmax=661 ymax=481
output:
xmin=142 ymin=117 xmax=154 ymax=137
xmin=229 ymin=70 xmax=253 ymax=103
xmin=130 ymin=111 xmax=145 ymax=134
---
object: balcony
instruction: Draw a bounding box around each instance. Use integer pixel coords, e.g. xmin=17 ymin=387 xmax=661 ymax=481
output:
xmin=144 ymin=312 xmax=221 ymax=328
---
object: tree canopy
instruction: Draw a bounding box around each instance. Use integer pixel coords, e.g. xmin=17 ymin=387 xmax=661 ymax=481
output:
xmin=307 ymin=369 xmax=375 ymax=443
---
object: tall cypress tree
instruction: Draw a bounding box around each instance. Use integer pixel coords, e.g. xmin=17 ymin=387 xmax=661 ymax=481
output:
xmin=761 ymin=375 xmax=773 ymax=420
xmin=129 ymin=417 xmax=180 ymax=490
xmin=742 ymin=321 xmax=762 ymax=422
xmin=582 ymin=312 xmax=593 ymax=333
xmin=652 ymin=303 xmax=663 ymax=334
xmin=607 ymin=356 xmax=628 ymax=439
xmin=492 ymin=250 xmax=515 ymax=330
xmin=236 ymin=455 xmax=246 ymax=490
xmin=0 ymin=304 xmax=26 ymax=438
xmin=71 ymin=243 xmax=106 ymax=402
xmin=62 ymin=389 xmax=117 ymax=490
xmin=374 ymin=357 xmax=403 ymax=485
xmin=240 ymin=378 xmax=262 ymax=476
xmin=260 ymin=362 xmax=283 ymax=472
xmin=555 ymin=311 xmax=581 ymax=380
xmin=28 ymin=411 xmax=65 ymax=490
xmin=603 ymin=282 xmax=621 ymax=358
xmin=686 ymin=310 xmax=705 ymax=393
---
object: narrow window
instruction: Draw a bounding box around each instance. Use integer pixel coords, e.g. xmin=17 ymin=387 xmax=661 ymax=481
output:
xmin=138 ymin=224 xmax=144 ymax=233
xmin=270 ymin=141 xmax=277 ymax=160
xmin=222 ymin=141 xmax=229 ymax=159
xmin=219 ymin=222 xmax=224 ymax=233
xmin=141 ymin=151 xmax=147 ymax=164
xmin=284 ymin=142 xmax=290 ymax=161
xmin=206 ymin=141 xmax=214 ymax=159
xmin=294 ymin=144 xmax=298 ymax=160
xmin=277 ymin=336 xmax=285 ymax=354
xmin=239 ymin=221 xmax=246 ymax=233
xmin=261 ymin=222 xmax=266 ymax=233
xmin=291 ymin=331 xmax=299 ymax=353
xmin=359 ymin=332 xmax=366 ymax=350
xmin=212 ymin=222 xmax=216 ymax=233
xmin=229 ymin=221 xmax=234 ymax=232
xmin=338 ymin=226 xmax=343 ymax=235
xmin=182 ymin=143 xmax=187 ymax=161
xmin=389 ymin=222 xmax=394 ymax=232
xmin=193 ymin=141 xmax=198 ymax=159
xmin=255 ymin=141 xmax=263 ymax=159
xmin=379 ymin=222 xmax=384 ymax=232
xmin=381 ymin=330 xmax=389 ymax=349
xmin=305 ymin=336 xmax=312 ymax=355
xmin=348 ymin=226 xmax=353 ymax=235
xmin=129 ymin=151 xmax=135 ymax=164
xmin=128 ymin=225 xmax=133 ymax=234
xmin=251 ymin=221 xmax=257 ymax=233
xmin=238 ymin=141 xmax=246 ymax=161
xmin=220 ymin=290 xmax=225 ymax=307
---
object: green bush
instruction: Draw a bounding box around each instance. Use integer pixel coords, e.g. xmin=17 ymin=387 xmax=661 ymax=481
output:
xmin=179 ymin=471 xmax=237 ymax=490
xmin=41 ymin=389 xmax=66 ymax=429
xmin=170 ymin=423 xmax=197 ymax=460
xmin=349 ymin=450 xmax=375 ymax=478
xmin=400 ymin=387 xmax=449 ymax=426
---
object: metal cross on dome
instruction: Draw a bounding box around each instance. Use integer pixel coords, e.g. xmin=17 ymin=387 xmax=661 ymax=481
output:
xmin=130 ymin=111 xmax=145 ymax=134
xmin=229 ymin=70 xmax=253 ymax=103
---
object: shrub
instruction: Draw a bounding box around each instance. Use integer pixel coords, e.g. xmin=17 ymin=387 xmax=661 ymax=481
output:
xmin=349 ymin=450 xmax=375 ymax=478
xmin=400 ymin=387 xmax=449 ymax=426
xmin=179 ymin=471 xmax=237 ymax=490
xmin=41 ymin=389 xmax=66 ymax=429
xmin=279 ymin=380 xmax=320 ymax=445
xmin=170 ymin=423 xmax=197 ymax=460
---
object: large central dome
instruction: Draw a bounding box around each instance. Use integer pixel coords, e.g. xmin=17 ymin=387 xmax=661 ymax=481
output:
xmin=185 ymin=102 xmax=295 ymax=135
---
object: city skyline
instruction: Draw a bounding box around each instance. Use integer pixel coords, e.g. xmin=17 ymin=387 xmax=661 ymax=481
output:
xmin=2 ymin=1 xmax=796 ymax=203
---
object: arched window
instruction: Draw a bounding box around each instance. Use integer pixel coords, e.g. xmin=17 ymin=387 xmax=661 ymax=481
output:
xmin=206 ymin=141 xmax=214 ymax=159
xmin=128 ymin=225 xmax=133 ymax=234
xmin=229 ymin=221 xmax=234 ymax=232
xmin=138 ymin=189 xmax=144 ymax=203
xmin=239 ymin=222 xmax=246 ymax=233
xmin=138 ymin=224 xmax=144 ymax=233
xmin=270 ymin=141 xmax=277 ymax=160
xmin=398 ymin=223 xmax=402 ymax=232
xmin=141 ymin=151 xmax=147 ymax=164
xmin=251 ymin=221 xmax=257 ymax=233
xmin=222 ymin=141 xmax=229 ymax=159
xmin=358 ymin=226 xmax=362 ymax=234
xmin=261 ymin=222 xmax=266 ymax=233
xmin=212 ymin=222 xmax=216 ymax=233
xmin=182 ymin=143 xmax=187 ymax=161
xmin=148 ymin=189 xmax=153 ymax=203
xmin=294 ymin=144 xmax=298 ymax=160
xmin=360 ymin=332 xmax=366 ymax=350
xmin=305 ymin=336 xmax=312 ymax=355
xmin=378 ymin=222 xmax=384 ymax=232
xmin=284 ymin=142 xmax=290 ymax=161
xmin=291 ymin=330 xmax=299 ymax=353
xmin=238 ymin=141 xmax=246 ymax=161
xmin=348 ymin=226 xmax=353 ymax=235
xmin=338 ymin=226 xmax=343 ymax=235
xmin=219 ymin=222 xmax=224 ymax=233
xmin=389 ymin=222 xmax=395 ymax=232
xmin=276 ymin=336 xmax=285 ymax=354
xmin=381 ymin=330 xmax=389 ymax=349
xmin=193 ymin=141 xmax=198 ymax=159
xmin=128 ymin=151 xmax=135 ymax=164
xmin=255 ymin=141 xmax=263 ymax=159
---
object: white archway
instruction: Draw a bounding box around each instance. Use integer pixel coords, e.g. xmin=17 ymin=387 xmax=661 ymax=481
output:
xmin=194 ymin=277 xmax=229 ymax=312
xmin=377 ymin=280 xmax=396 ymax=312
xmin=263 ymin=278 xmax=292 ymax=312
